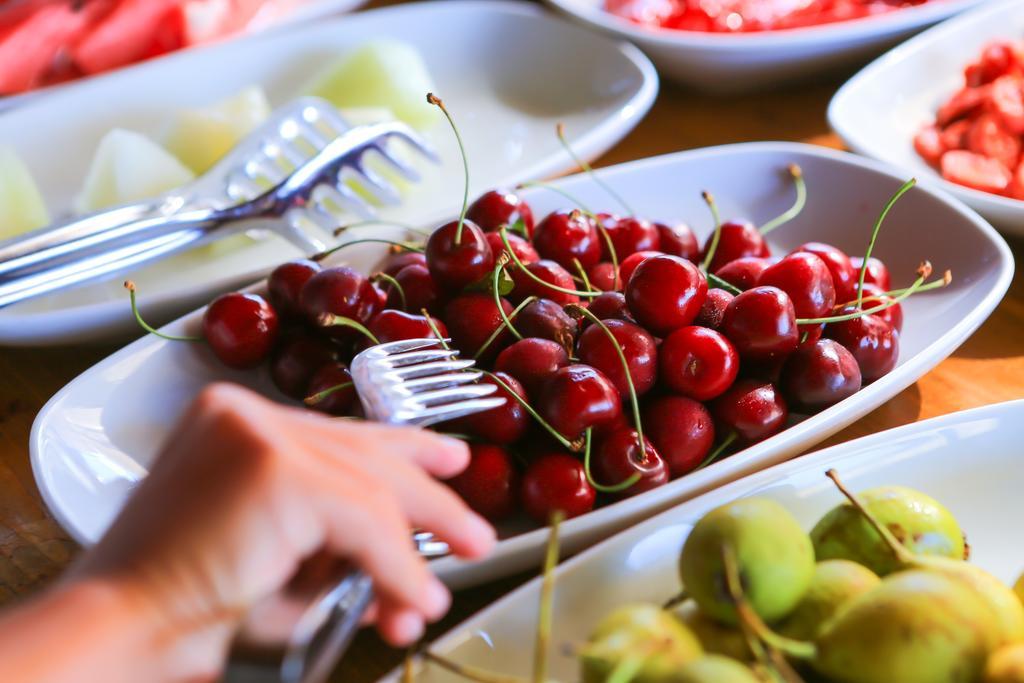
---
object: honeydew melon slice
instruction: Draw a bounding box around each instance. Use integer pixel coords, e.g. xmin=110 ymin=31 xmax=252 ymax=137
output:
xmin=0 ymin=146 xmax=50 ymax=240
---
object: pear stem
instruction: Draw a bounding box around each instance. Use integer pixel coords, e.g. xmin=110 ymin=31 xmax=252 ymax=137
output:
xmin=500 ymin=228 xmax=601 ymax=298
xmin=759 ymin=164 xmax=806 ymax=236
xmin=661 ymin=590 xmax=689 ymax=610
xmin=824 ymin=469 xmax=915 ymax=565
xmin=427 ymin=93 xmax=470 ymax=245
xmin=422 ymin=651 xmax=527 ymax=683
xmin=856 ymin=178 xmax=917 ymax=308
xmin=700 ymin=191 xmax=723 ymax=272
xmin=606 ymin=656 xmax=644 ymax=683
xmin=534 ymin=511 xmax=564 ymax=683
xmin=583 ymin=427 xmax=642 ymax=493
xmin=556 ymin=122 xmax=635 ymax=216
xmin=125 ymin=281 xmax=203 ymax=342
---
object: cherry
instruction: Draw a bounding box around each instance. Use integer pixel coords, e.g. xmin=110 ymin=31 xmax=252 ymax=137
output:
xmin=494 ymin=338 xmax=570 ymax=397
xmin=860 ymin=282 xmax=903 ymax=332
xmin=368 ymin=309 xmax=448 ymax=344
xmin=509 ymin=259 xmax=579 ymax=306
xmin=443 ymin=292 xmax=514 ymax=361
xmin=533 ymin=210 xmax=602 ymax=270
xmin=268 ymin=259 xmax=320 ymax=319
xmin=654 ymin=221 xmax=700 ymax=262
xmin=643 ymin=396 xmax=714 ymax=478
xmin=758 ymin=252 xmax=836 ymax=323
xmin=625 ymin=254 xmax=707 ymax=336
xmin=780 ymin=339 xmax=862 ymax=413
xmin=425 ymin=219 xmax=495 ymax=291
xmin=299 ymin=266 xmax=380 ymax=340
xmin=720 ymin=286 xmax=798 ymax=361
xmin=714 ymin=256 xmax=772 ymax=291
xmin=448 ymin=443 xmax=520 ymax=521
xmin=704 ymin=220 xmax=770 ymax=272
xmin=659 ymin=326 xmax=739 ymax=401
xmin=618 ymin=250 xmax=662 ymax=286
xmin=694 ymin=288 xmax=733 ymax=330
xmin=587 ymin=261 xmax=620 ymax=292
xmin=391 ymin=264 xmax=441 ymax=314
xmin=520 ymin=452 xmax=596 ymax=522
xmin=850 ymin=256 xmax=891 ymax=291
xmin=456 ymin=372 xmax=529 ymax=444
xmin=466 ymin=188 xmax=535 ymax=238
xmin=825 ymin=310 xmax=899 ymax=383
xmin=597 ymin=214 xmax=660 ymax=259
xmin=514 ymin=298 xmax=577 ymax=351
xmin=537 ymin=364 xmax=622 ymax=440
xmin=796 ymin=242 xmax=857 ymax=303
xmin=271 ymin=333 xmax=339 ymax=399
xmin=711 ymin=379 xmax=788 ymax=445
xmin=577 ymin=319 xmax=658 ymax=397
xmin=486 ymin=231 xmax=539 ymax=265
xmin=587 ymin=291 xmax=635 ymax=324
xmin=305 ymin=362 xmax=356 ymax=416
xmin=379 ymin=250 xmax=427 ymax=278
xmin=202 ymin=292 xmax=279 ymax=369
xmin=591 ymin=428 xmax=669 ymax=498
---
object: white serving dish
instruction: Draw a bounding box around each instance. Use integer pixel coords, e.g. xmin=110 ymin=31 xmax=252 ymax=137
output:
xmin=543 ymin=0 xmax=983 ymax=92
xmin=30 ymin=142 xmax=1013 ymax=589
xmin=384 ymin=399 xmax=1024 ymax=681
xmin=0 ymin=0 xmax=656 ymax=345
xmin=830 ymin=0 xmax=1024 ymax=237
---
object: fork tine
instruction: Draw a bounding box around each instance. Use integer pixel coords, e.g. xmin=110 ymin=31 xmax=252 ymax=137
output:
xmin=383 ymin=127 xmax=441 ymax=164
xmin=384 ymin=359 xmax=475 ymax=380
xmin=369 ymin=144 xmax=423 ymax=182
xmin=379 ymin=348 xmax=458 ymax=367
xmin=346 ymin=163 xmax=402 ymax=206
xmin=399 ymin=371 xmax=483 ymax=391
xmin=367 ymin=338 xmax=447 ymax=355
xmin=404 ymin=384 xmax=499 ymax=408
xmin=398 ymin=397 xmax=507 ymax=427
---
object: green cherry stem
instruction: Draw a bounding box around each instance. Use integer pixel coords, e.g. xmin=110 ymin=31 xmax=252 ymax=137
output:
xmin=473 ymin=295 xmax=537 ymax=360
xmin=556 ymin=122 xmax=635 ymax=216
xmin=303 ymin=381 xmax=354 ymax=406
xmin=492 ymin=258 xmax=523 ymax=341
xmin=534 ymin=510 xmax=564 ymax=683
xmin=316 ymin=314 xmax=380 ymax=345
xmin=856 ymin=178 xmax=917 ymax=308
xmin=699 ymin=190 xmax=723 ymax=273
xmin=500 ymin=228 xmax=601 ymax=299
xmin=125 ymin=281 xmax=203 ymax=342
xmin=313 ymin=238 xmax=423 ymax=262
xmin=798 ymin=261 xmax=931 ymax=325
xmin=371 ymin=272 xmax=406 ymax=309
xmin=707 ymin=272 xmax=742 ymax=295
xmin=866 ymin=271 xmax=952 ymax=301
xmin=583 ymin=428 xmax=642 ymax=493
xmin=427 ymin=93 xmax=470 ymax=245
xmin=332 ymin=219 xmax=431 ymax=238
xmin=422 ymin=310 xmax=451 ymax=349
xmin=758 ymin=164 xmax=806 ymax=236
xmin=572 ymin=258 xmax=597 ymax=293
xmin=696 ymin=431 xmax=738 ymax=470
xmin=483 ymin=370 xmax=579 ymax=452
xmin=514 ymin=180 xmax=620 ymax=271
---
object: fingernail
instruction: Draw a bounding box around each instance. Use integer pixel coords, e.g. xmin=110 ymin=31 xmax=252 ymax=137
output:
xmin=438 ymin=435 xmax=468 ymax=454
xmin=467 ymin=513 xmax=497 ymax=550
xmin=395 ymin=611 xmax=425 ymax=643
xmin=424 ymin=577 xmax=451 ymax=619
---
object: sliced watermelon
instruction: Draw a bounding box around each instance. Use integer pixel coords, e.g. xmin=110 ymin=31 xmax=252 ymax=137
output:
xmin=941 ymin=150 xmax=1012 ymax=194
xmin=72 ymin=0 xmax=184 ymax=75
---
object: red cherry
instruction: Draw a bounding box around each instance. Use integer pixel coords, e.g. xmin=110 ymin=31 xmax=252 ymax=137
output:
xmin=825 ymin=310 xmax=899 ymax=383
xmin=466 ymin=189 xmax=535 ymax=238
xmin=271 ymin=333 xmax=339 ymax=399
xmin=372 ymin=283 xmax=389 ymax=310
xmin=299 ymin=266 xmax=380 ymax=340
xmin=537 ymin=364 xmax=622 ymax=440
xmin=659 ymin=326 xmax=739 ymax=401
xmin=509 ymin=259 xmax=579 ymax=306
xmin=850 ymin=256 xmax=891 ymax=291
xmin=391 ymin=264 xmax=441 ymax=314
xmin=592 ymin=428 xmax=669 ymax=498
xmin=305 ymin=362 xmax=356 ymax=416
xmin=625 ymin=254 xmax=707 ymax=336
xmin=597 ymin=214 xmax=660 ymax=259
xmin=780 ymin=339 xmax=862 ymax=413
xmin=533 ymin=210 xmax=601 ymax=270
xmin=711 ymin=379 xmax=788 ymax=445
xmin=521 ymin=452 xmax=596 ymax=522
xmin=514 ymin=298 xmax=577 ymax=351
xmin=758 ymin=253 xmax=836 ymax=330
xmin=456 ymin=372 xmax=529 ymax=444
xmin=694 ymin=288 xmax=734 ymax=330
xmin=796 ymin=242 xmax=857 ymax=303
xmin=720 ymin=286 xmax=798 ymax=362
xmin=618 ymin=250 xmax=662 ymax=286
xmin=859 ymin=283 xmax=903 ymax=332
xmin=443 ymin=292 xmax=514 ymax=361
xmin=654 ymin=221 xmax=699 ymax=262
xmin=486 ymin=231 xmax=539 ymax=265
xmin=379 ymin=250 xmax=427 ymax=278
xmin=587 ymin=291 xmax=635 ymax=324
xmin=587 ymin=261 xmax=620 ymax=292
xmin=577 ymin=319 xmax=659 ymax=397
xmin=495 ymin=338 xmax=570 ymax=397
xmin=268 ymin=259 xmax=320 ymax=319
xmin=643 ymin=396 xmax=714 ymax=478
xmin=368 ymin=309 xmax=448 ymax=344
xmin=425 ymin=219 xmax=495 ymax=291
xmin=202 ymin=293 xmax=279 ymax=369
xmin=448 ymin=444 xmax=520 ymax=521
xmin=705 ymin=220 xmax=770 ymax=272
xmin=714 ymin=256 xmax=772 ymax=291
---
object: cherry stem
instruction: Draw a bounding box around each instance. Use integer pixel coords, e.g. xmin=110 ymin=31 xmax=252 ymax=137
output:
xmin=858 ymin=271 xmax=952 ymax=302
xmin=517 ymin=180 xmax=620 ymax=271
xmin=427 ymin=93 xmax=470 ymax=245
xmin=313 ymin=238 xmax=423 ymax=262
xmin=759 ymin=164 xmax=806 ymax=236
xmin=303 ymin=381 xmax=353 ymax=406
xmin=483 ymin=370 xmax=578 ymax=452
xmin=583 ymin=428 xmax=642 ymax=493
xmin=421 ymin=309 xmax=451 ymax=349
xmin=825 ymin=468 xmax=915 ymax=565
xmin=534 ymin=510 xmax=563 ymax=683
xmin=421 ymin=651 xmax=527 ymax=683
xmin=856 ymin=178 xmax=917 ymax=308
xmin=557 ymin=122 xmax=635 ymax=216
xmin=572 ymin=258 xmax=597 ymax=293
xmin=317 ymin=314 xmax=380 ymax=345
xmin=707 ymin=272 xmax=742 ymax=295
xmin=332 ymin=219 xmax=431 ymax=238
xmin=124 ymin=281 xmax=203 ymax=342
xmin=798 ymin=261 xmax=932 ymax=325
xmin=491 ymin=258 xmax=523 ymax=341
xmin=474 ymin=295 xmax=535 ymax=360
xmin=500 ymin=228 xmax=601 ymax=299
xmin=372 ymin=272 xmax=406 ymax=310
xmin=697 ymin=431 xmax=737 ymax=470
xmin=699 ymin=190 xmax=723 ymax=272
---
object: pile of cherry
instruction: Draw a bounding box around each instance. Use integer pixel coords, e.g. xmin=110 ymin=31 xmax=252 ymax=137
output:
xmin=144 ymin=166 xmax=946 ymax=529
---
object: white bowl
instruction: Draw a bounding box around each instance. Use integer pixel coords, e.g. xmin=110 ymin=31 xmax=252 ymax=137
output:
xmin=384 ymin=399 xmax=1024 ymax=681
xmin=0 ymin=0 xmax=657 ymax=345
xmin=830 ymin=0 xmax=1024 ymax=237
xmin=543 ymin=0 xmax=983 ymax=92
xmin=30 ymin=142 xmax=1012 ymax=590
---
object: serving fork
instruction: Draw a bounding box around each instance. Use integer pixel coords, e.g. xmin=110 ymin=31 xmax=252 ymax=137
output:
xmin=0 ymin=96 xmax=438 ymax=308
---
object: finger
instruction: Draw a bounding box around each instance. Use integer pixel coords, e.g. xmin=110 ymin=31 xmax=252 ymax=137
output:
xmin=375 ymin=604 xmax=426 ymax=647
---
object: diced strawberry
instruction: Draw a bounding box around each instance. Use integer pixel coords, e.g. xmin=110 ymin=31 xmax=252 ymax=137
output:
xmin=940 ymin=119 xmax=972 ymax=151
xmin=0 ymin=3 xmax=96 ymax=94
xmin=913 ymin=124 xmax=945 ymax=166
xmin=1005 ymin=161 xmax=1024 ymax=200
xmin=988 ymin=74 xmax=1024 ymax=135
xmin=976 ymin=42 xmax=1017 ymax=84
xmin=72 ymin=0 xmax=184 ymax=75
xmin=967 ymin=113 xmax=1021 ymax=171
xmin=936 ymin=85 xmax=988 ymax=126
xmin=941 ymin=150 xmax=1013 ymax=194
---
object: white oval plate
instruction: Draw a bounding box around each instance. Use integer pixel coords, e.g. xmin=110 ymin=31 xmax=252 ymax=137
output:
xmin=543 ymin=0 xmax=982 ymax=92
xmin=830 ymin=0 xmax=1024 ymax=237
xmin=0 ymin=0 xmax=657 ymax=346
xmin=30 ymin=142 xmax=1013 ymax=589
xmin=384 ymin=399 xmax=1024 ymax=681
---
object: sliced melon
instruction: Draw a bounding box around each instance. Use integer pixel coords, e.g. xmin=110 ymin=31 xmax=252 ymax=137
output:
xmin=162 ymin=85 xmax=272 ymax=174
xmin=76 ymin=129 xmax=195 ymax=213
xmin=303 ymin=40 xmax=439 ymax=130
xmin=0 ymin=146 xmax=50 ymax=239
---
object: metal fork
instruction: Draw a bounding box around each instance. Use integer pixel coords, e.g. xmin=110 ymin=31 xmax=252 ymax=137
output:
xmin=0 ymin=97 xmax=438 ymax=308
xmin=226 ymin=338 xmax=504 ymax=683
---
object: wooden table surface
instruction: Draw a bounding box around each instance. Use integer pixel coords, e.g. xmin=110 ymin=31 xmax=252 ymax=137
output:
xmin=0 ymin=0 xmax=1022 ymax=679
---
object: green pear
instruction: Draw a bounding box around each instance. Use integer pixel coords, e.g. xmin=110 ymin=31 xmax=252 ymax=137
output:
xmin=675 ymin=600 xmax=752 ymax=662
xmin=580 ymin=604 xmax=702 ymax=683
xmin=675 ymin=654 xmax=761 ymax=683
xmin=986 ymin=642 xmax=1024 ymax=683
xmin=777 ymin=559 xmax=880 ymax=641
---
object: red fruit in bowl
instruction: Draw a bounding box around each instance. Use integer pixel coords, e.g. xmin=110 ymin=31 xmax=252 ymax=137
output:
xmin=268 ymin=259 xmax=320 ymax=319
xmin=509 ymin=259 xmax=579 ymax=306
xmin=391 ymin=264 xmax=441 ymax=314
xmin=372 ymin=283 xmax=389 ymax=310
xmin=850 ymin=256 xmax=891 ymax=291
xmin=495 ymin=338 xmax=570 ymax=397
xmin=618 ymin=250 xmax=662 ymax=286
xmin=379 ymin=250 xmax=427 ymax=278
xmin=859 ymin=282 xmax=903 ymax=333
xmin=705 ymin=219 xmax=769 ymax=272
xmin=714 ymin=257 xmax=772 ymax=291
xmin=202 ymin=292 xmax=279 ymax=370
xmin=587 ymin=261 xmax=620 ymax=292
xmin=533 ymin=210 xmax=601 ymax=270
xmin=597 ymin=213 xmax=660 ymax=259
xmin=425 ymin=219 xmax=495 ymax=291
xmin=720 ymin=286 xmax=798 ymax=362
xmin=659 ymin=326 xmax=739 ymax=401
xmin=694 ymin=288 xmax=734 ymax=330
xmin=537 ymin=364 xmax=622 ymax=440
xmin=368 ymin=309 xmax=448 ymax=344
xmin=591 ymin=428 xmax=669 ymax=499
xmin=655 ymin=221 xmax=699 ymax=262
xmin=643 ymin=396 xmax=714 ymax=478
xmin=444 ymin=292 xmax=515 ymax=361
xmin=780 ymin=339 xmax=862 ymax=413
xmin=758 ymin=252 xmax=836 ymax=323
xmin=271 ymin=333 xmax=340 ymax=399
xmin=456 ymin=372 xmax=529 ymax=444
xmin=796 ymin=242 xmax=857 ymax=303
xmin=587 ymin=291 xmax=635 ymax=324
xmin=825 ymin=310 xmax=899 ymax=383
xmin=449 ymin=443 xmax=520 ymax=521
xmin=711 ymin=379 xmax=788 ymax=445
xmin=486 ymin=231 xmax=539 ymax=265
xmin=514 ymin=298 xmax=577 ymax=351
xmin=305 ymin=362 xmax=356 ymax=416
xmin=466 ymin=188 xmax=535 ymax=237
xmin=578 ymin=319 xmax=659 ymax=397
xmin=625 ymin=254 xmax=707 ymax=336
xmin=521 ymin=452 xmax=596 ymax=522
xmin=299 ymin=266 xmax=380 ymax=340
